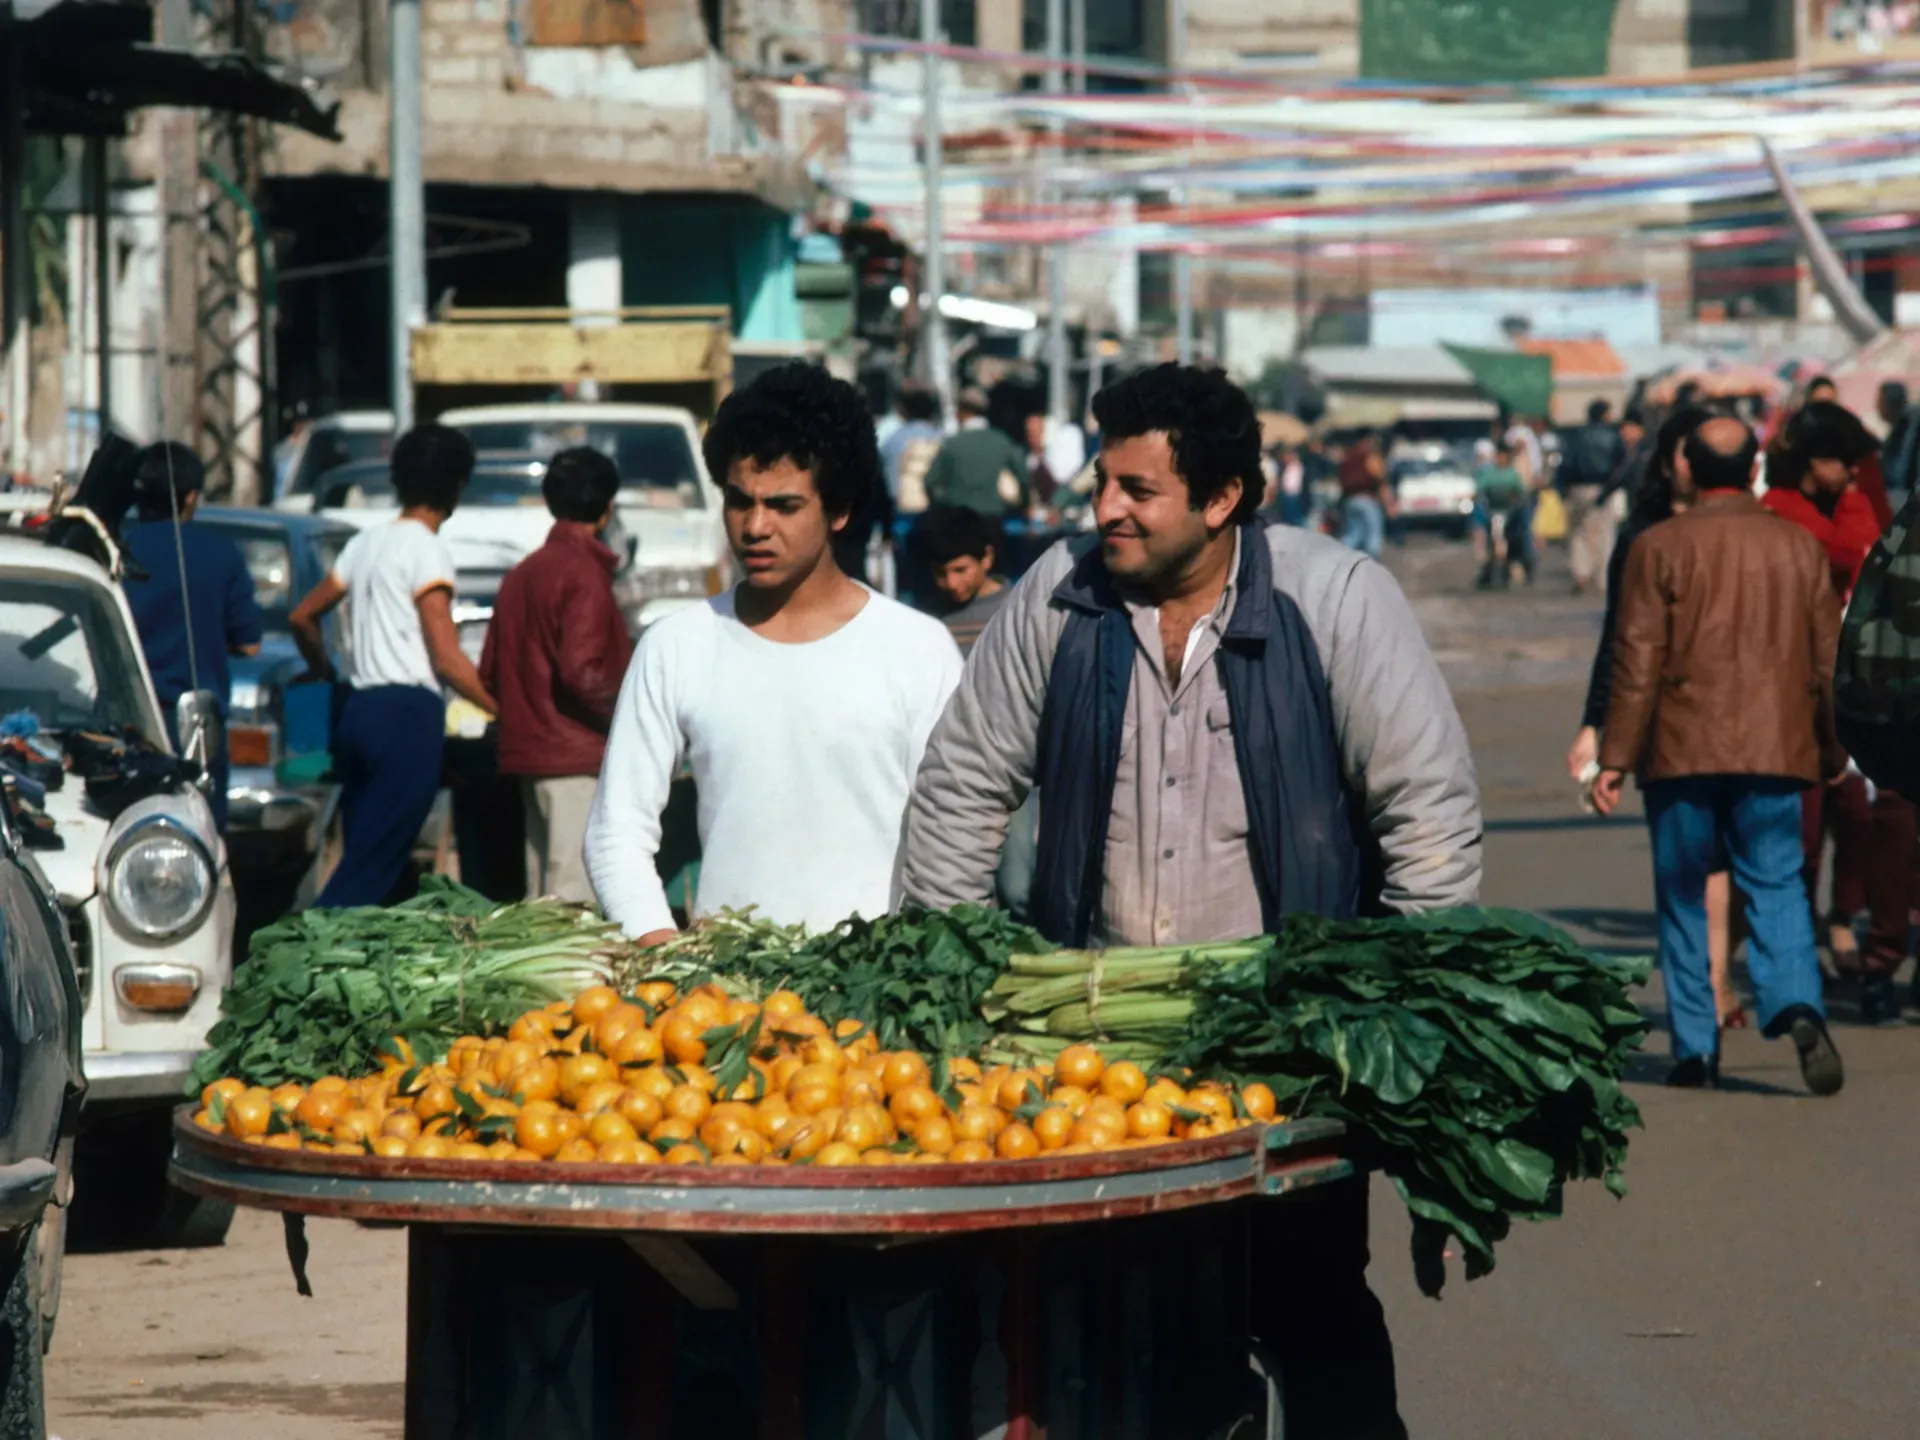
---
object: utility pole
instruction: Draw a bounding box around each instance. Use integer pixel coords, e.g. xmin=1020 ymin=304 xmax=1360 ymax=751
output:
xmin=920 ymin=0 xmax=952 ymax=421
xmin=1045 ymin=0 xmax=1069 ymax=425
xmin=390 ymin=0 xmax=426 ymax=432
xmin=1170 ymin=0 xmax=1193 ymax=365
xmin=1069 ymin=0 xmax=1086 ymax=92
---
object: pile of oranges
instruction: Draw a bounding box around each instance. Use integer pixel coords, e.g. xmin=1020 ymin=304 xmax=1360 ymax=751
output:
xmin=192 ymin=982 xmax=1282 ymax=1169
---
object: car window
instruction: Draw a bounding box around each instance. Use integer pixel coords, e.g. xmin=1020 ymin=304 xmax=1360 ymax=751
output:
xmin=291 ymin=429 xmax=391 ymax=497
xmin=0 ymin=579 xmax=148 ymax=732
xmin=453 ymin=421 xmax=704 ymax=509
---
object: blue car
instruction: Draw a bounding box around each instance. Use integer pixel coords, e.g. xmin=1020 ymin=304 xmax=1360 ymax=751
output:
xmin=192 ymin=507 xmax=354 ymax=883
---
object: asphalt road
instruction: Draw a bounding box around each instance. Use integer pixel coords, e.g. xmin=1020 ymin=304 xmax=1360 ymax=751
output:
xmin=43 ymin=535 xmax=1920 ymax=1440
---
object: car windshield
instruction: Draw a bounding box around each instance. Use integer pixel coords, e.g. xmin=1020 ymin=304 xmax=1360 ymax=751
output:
xmin=451 ymin=420 xmax=704 ymax=509
xmin=0 ymin=577 xmax=150 ymax=733
xmin=316 ymin=464 xmax=545 ymax=510
xmin=291 ymin=428 xmax=391 ymax=496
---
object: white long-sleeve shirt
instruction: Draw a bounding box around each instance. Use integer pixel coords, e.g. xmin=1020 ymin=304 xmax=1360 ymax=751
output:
xmin=585 ymin=589 xmax=964 ymax=936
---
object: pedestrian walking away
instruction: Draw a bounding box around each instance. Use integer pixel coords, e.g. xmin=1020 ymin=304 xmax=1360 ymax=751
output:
xmin=902 ymin=363 xmax=1482 ymax=1440
xmin=290 ymin=424 xmax=499 ymax=908
xmin=479 ymin=446 xmax=635 ymax=905
xmin=923 ymin=386 xmax=1030 ymax=523
xmin=1336 ymin=432 xmax=1388 ymax=558
xmin=119 ymin=442 xmax=263 ymax=830
xmin=1592 ymin=416 xmax=1846 ymax=1095
xmin=585 ymin=362 xmax=962 ymax=944
xmin=1559 ymin=398 xmax=1630 ymax=594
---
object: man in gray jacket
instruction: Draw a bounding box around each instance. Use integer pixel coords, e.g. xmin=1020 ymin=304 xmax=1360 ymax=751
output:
xmin=903 ymin=364 xmax=1480 ymax=1440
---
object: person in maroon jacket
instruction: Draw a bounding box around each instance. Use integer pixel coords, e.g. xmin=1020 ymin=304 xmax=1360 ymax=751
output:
xmin=480 ymin=447 xmax=634 ymax=902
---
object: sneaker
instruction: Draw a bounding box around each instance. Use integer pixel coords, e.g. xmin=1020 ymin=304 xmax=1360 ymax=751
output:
xmin=1665 ymin=1055 xmax=1719 ymax=1088
xmin=1859 ymin=974 xmax=1905 ymax=1028
xmin=1770 ymin=1004 xmax=1845 ymax=1096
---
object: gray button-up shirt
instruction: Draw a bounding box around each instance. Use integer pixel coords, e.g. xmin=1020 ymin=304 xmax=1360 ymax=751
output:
xmin=1101 ymin=535 xmax=1264 ymax=946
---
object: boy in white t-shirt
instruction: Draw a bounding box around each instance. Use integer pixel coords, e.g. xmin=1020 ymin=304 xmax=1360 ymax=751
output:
xmin=586 ymin=364 xmax=962 ymax=938
xmin=290 ymin=424 xmax=496 ymax=905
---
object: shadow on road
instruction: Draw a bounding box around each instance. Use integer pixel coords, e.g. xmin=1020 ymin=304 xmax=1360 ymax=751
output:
xmin=1483 ymin=815 xmax=1617 ymax=834
xmin=1542 ymin=906 xmax=1658 ymax=944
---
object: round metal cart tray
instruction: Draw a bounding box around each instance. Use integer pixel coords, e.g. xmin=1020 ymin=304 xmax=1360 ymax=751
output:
xmin=170 ymin=1108 xmax=1352 ymax=1236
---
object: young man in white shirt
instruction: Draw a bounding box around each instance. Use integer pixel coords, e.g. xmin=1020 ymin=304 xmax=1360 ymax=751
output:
xmin=586 ymin=363 xmax=963 ymax=941
xmin=289 ymin=424 xmax=497 ymax=906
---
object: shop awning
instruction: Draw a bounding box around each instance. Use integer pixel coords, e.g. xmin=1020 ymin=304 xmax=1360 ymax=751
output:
xmin=1441 ymin=344 xmax=1554 ymax=420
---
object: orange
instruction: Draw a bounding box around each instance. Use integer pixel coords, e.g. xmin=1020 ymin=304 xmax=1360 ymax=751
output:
xmin=371 ymin=1135 xmax=409 ymax=1158
xmin=1126 ymin=1101 xmax=1173 ymax=1140
xmin=381 ymin=1111 xmax=423 ymax=1142
xmin=310 ymin=1075 xmax=350 ymax=1096
xmin=574 ymin=1080 xmax=627 ymax=1117
xmin=515 ymin=1109 xmax=565 ymax=1158
xmin=1031 ymin=1106 xmax=1075 ymax=1150
xmin=591 ymin=1003 xmax=649 ymax=1055
xmin=725 ymin=997 xmax=762 ymax=1028
xmin=948 ymin=1057 xmax=982 ymax=1082
xmin=837 ymin=1109 xmax=887 ymax=1153
xmin=912 ymin=1115 xmax=956 ymax=1155
xmin=552 ymin=1111 xmax=586 ymax=1144
xmin=507 ymin=1011 xmax=560 ymax=1048
xmin=752 ymin=1096 xmax=793 ymax=1138
xmin=783 ymin=1013 xmax=829 ymax=1040
xmin=605 ymin=1093 xmax=659 ymax=1144
xmin=630 ymin=1066 xmax=676 ymax=1101
xmin=698 ymin=1111 xmax=748 ymax=1155
xmin=664 ymin=1084 xmax=712 ymax=1127
xmin=558 ymin=1053 xmax=618 ymax=1108
xmin=571 ymin=985 xmax=622 ymax=1027
xmin=718 ymin=1128 xmax=768 ymax=1162
xmin=487 ymin=1140 xmax=519 ymax=1159
xmin=1046 ymin=1084 xmax=1092 ymax=1117
xmin=611 ymin=1025 xmax=664 ymax=1068
xmin=773 ymin=1111 xmax=838 ymax=1160
xmin=588 ymin=1112 xmax=639 ymax=1148
xmin=492 ymin=1040 xmax=540 ymax=1078
xmin=841 ymin=1071 xmax=884 ymax=1109
xmin=631 ymin=1141 xmax=664 ymax=1164
xmin=676 ymin=992 xmax=726 ymax=1031
xmin=1099 ymin=1062 xmax=1148 ymax=1105
xmin=554 ymin=1138 xmax=599 ymax=1163
xmin=450 ymin=1141 xmax=491 ymax=1160
xmin=995 ymin=1123 xmax=1041 ymax=1160
xmin=995 ymin=1072 xmax=1041 ymax=1113
xmin=295 ymin=1088 xmax=349 ymax=1132
xmin=1185 ymin=1088 xmax=1233 ymax=1122
xmin=636 ymin=980 xmax=678 ymax=1010
xmin=889 ymin=1085 xmax=942 ymax=1129
xmin=879 ymin=1051 xmax=931 ymax=1095
xmin=649 ymin=1116 xmax=698 ymax=1147
xmin=1068 ymin=1111 xmax=1128 ymax=1150
xmin=788 ymin=1080 xmax=840 ymax=1117
xmin=408 ymin=1134 xmax=454 ymax=1159
xmin=953 ymin=1103 xmax=1006 ymax=1143
xmin=269 ymin=1083 xmax=307 ymax=1112
xmin=677 ymin=1063 xmax=721 ymax=1095
xmin=332 ymin=1107 xmax=383 ymax=1145
xmin=662 ymin=1143 xmax=706 ymax=1166
xmin=191 ymin=1109 xmax=219 ymax=1133
xmin=661 ymin=1013 xmax=709 ymax=1065
xmin=1240 ymin=1083 xmax=1278 ymax=1121
xmin=761 ymin=989 xmax=807 ymax=1026
xmin=948 ymin=1140 xmax=994 ymax=1163
xmin=263 ymin=1132 xmax=304 ymax=1151
xmin=860 ymin=1148 xmax=899 ymax=1167
xmin=910 ymin=1151 xmax=948 ymax=1165
xmin=814 ymin=1141 xmax=862 ymax=1167
xmin=1053 ymin=1045 xmax=1106 ymax=1090
xmin=510 ymin=1060 xmax=561 ymax=1105
xmin=769 ymin=1055 xmax=806 ymax=1090
xmin=201 ymin=1077 xmax=246 ymax=1111
xmin=596 ymin=1138 xmax=643 ymax=1164
xmin=1142 ymin=1078 xmax=1188 ymax=1110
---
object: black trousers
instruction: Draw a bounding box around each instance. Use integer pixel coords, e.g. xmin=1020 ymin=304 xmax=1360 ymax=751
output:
xmin=1250 ymin=1175 xmax=1408 ymax=1440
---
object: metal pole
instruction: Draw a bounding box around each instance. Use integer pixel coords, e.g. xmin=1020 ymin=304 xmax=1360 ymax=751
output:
xmin=1069 ymin=0 xmax=1087 ymax=93
xmin=1292 ymin=230 xmax=1308 ymax=356
xmin=89 ymin=136 xmax=113 ymax=440
xmin=2 ymin=40 xmax=28 ymax=479
xmin=390 ymin=0 xmax=426 ymax=433
xmin=1170 ymin=0 xmax=1193 ymax=366
xmin=1045 ymin=0 xmax=1069 ymax=425
xmin=921 ymin=0 xmax=952 ymax=422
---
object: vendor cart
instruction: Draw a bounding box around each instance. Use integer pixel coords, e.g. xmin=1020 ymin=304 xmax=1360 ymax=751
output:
xmin=171 ymin=1111 xmax=1351 ymax=1440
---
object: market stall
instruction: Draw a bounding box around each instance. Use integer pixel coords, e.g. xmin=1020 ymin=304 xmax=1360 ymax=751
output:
xmin=174 ymin=1110 xmax=1350 ymax=1439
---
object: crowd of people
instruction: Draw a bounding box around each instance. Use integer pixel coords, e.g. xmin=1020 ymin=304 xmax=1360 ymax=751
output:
xmin=1573 ymin=372 xmax=1920 ymax=1088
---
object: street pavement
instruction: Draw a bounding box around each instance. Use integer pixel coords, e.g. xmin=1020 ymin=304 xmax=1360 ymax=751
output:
xmin=44 ymin=535 xmax=1920 ymax=1439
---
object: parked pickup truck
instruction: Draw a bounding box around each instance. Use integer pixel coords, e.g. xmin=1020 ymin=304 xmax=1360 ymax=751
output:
xmin=0 ymin=527 xmax=237 ymax=1249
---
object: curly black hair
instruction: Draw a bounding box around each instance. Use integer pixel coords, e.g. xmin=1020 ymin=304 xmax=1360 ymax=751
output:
xmin=1091 ymin=363 xmax=1261 ymax=525
xmin=702 ymin=361 xmax=880 ymax=520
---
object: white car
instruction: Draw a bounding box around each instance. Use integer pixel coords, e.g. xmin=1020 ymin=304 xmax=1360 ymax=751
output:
xmin=0 ymin=533 xmax=236 ymax=1246
xmin=274 ymin=409 xmax=394 ymax=506
xmin=1389 ymin=447 xmax=1480 ymax=538
xmin=278 ymin=403 xmax=730 ymax=637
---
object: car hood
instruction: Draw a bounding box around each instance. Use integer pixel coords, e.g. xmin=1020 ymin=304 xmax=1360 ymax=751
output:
xmin=319 ymin=502 xmax=724 ymax=578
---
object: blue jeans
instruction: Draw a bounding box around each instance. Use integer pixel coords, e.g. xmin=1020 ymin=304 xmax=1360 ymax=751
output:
xmin=1340 ymin=494 xmax=1385 ymax=558
xmin=1645 ymin=775 xmax=1825 ymax=1061
xmin=317 ymin=685 xmax=445 ymax=908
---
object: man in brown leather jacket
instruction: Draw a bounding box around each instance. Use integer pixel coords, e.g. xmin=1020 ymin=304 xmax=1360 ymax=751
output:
xmin=1591 ymin=416 xmax=1845 ymax=1095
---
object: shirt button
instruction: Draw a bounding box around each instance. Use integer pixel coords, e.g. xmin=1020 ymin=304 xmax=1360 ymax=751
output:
xmin=1170 ymin=704 xmax=1181 ymax=717
xmin=1162 ymin=848 xmax=1175 ymax=859
xmin=1166 ymin=776 xmax=1177 ymax=787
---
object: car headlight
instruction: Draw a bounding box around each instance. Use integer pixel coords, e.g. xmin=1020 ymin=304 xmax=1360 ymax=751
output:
xmin=106 ymin=818 xmax=215 ymax=941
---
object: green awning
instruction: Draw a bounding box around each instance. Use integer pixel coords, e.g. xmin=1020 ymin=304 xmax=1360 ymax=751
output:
xmin=1443 ymin=344 xmax=1554 ymax=419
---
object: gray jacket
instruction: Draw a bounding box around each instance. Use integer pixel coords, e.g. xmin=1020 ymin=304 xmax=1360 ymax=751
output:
xmin=902 ymin=526 xmax=1483 ymax=916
